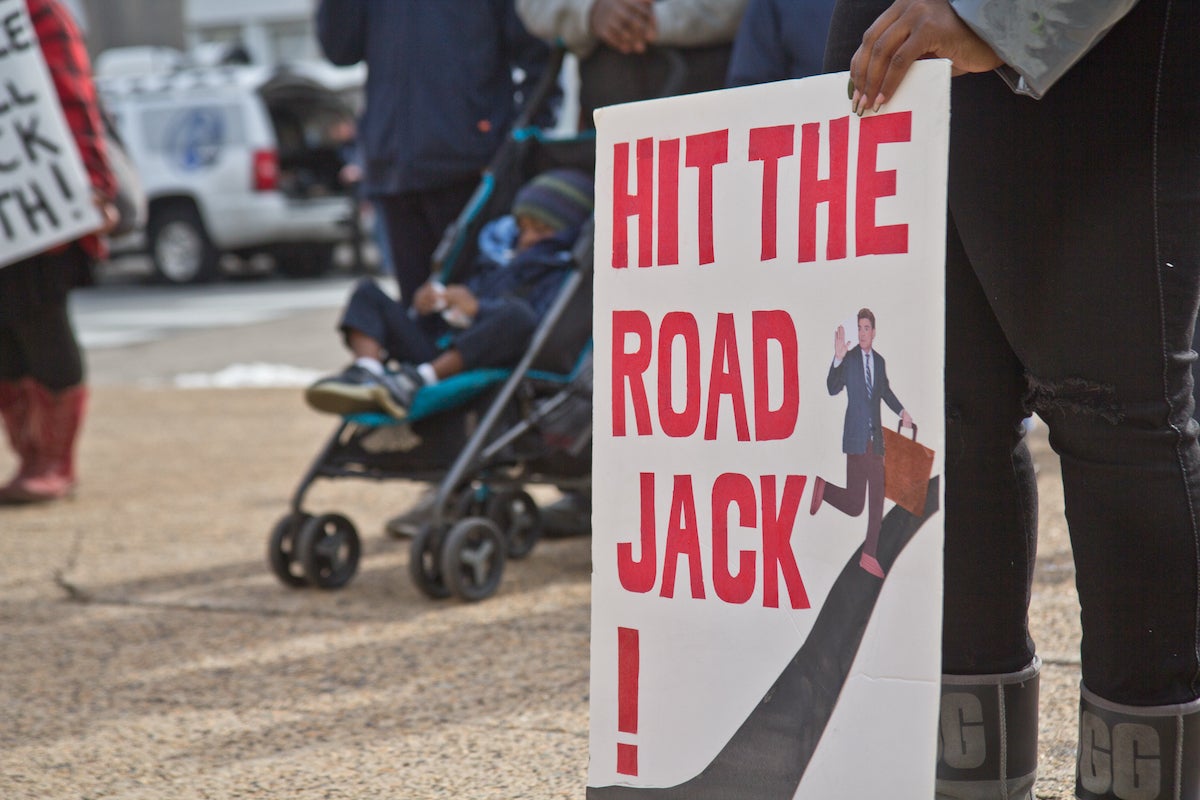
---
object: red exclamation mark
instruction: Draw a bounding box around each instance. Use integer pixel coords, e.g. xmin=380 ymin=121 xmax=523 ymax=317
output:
xmin=617 ymin=626 xmax=640 ymax=776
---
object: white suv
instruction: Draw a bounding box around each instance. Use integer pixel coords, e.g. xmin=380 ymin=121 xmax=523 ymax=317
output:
xmin=99 ymin=63 xmax=361 ymax=284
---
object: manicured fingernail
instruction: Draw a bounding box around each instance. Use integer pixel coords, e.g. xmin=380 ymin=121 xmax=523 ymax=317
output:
xmin=847 ymin=78 xmax=855 ymax=100
xmin=851 ymin=89 xmax=860 ymax=111
xmin=872 ymin=94 xmax=885 ymax=112
xmin=855 ymin=94 xmax=867 ymax=116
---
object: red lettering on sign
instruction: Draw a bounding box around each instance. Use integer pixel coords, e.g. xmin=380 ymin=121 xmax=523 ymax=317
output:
xmin=616 ymin=626 xmax=640 ymax=775
xmin=610 ymin=131 xmax=731 ymax=268
xmin=617 ymin=471 xmax=811 ymax=607
xmin=660 ymin=474 xmax=705 ymax=599
xmin=684 ymin=129 xmax=729 ymax=266
xmin=705 ymin=313 xmax=751 ymax=442
xmin=617 ymin=472 xmax=658 ymax=593
xmin=657 ymin=138 xmax=680 ymax=266
xmin=856 ymin=111 xmax=912 ymax=256
xmin=761 ymin=474 xmax=810 ymax=609
xmin=748 ymin=125 xmax=795 ymax=261
xmin=611 ymin=113 xmax=915 ymax=267
xmin=799 ymin=116 xmax=849 ymax=263
xmin=657 ymin=312 xmax=702 ymax=438
xmin=611 ymin=309 xmax=800 ymax=441
xmin=612 ymin=137 xmax=655 ymax=268
xmin=611 ymin=310 xmax=654 ymax=437
xmin=712 ymin=472 xmax=757 ymax=604
xmin=752 ymin=310 xmax=799 ymax=441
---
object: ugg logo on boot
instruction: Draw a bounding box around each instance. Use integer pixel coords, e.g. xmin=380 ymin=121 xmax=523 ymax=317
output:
xmin=938 ymin=692 xmax=986 ymax=769
xmin=1079 ymin=711 xmax=1161 ymax=800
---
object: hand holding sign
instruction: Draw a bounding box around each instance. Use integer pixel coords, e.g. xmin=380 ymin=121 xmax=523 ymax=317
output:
xmin=848 ymin=0 xmax=1001 ymax=115
xmin=93 ymin=191 xmax=118 ymax=234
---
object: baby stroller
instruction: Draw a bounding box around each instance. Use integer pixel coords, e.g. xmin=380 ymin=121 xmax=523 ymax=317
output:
xmin=266 ymin=50 xmax=596 ymax=602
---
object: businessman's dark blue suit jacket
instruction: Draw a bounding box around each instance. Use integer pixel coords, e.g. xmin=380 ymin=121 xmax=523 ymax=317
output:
xmin=827 ymin=346 xmax=904 ymax=455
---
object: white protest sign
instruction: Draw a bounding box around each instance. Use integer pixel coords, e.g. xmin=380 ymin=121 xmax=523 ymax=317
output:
xmin=0 ymin=0 xmax=102 ymax=268
xmin=589 ymin=61 xmax=951 ymax=798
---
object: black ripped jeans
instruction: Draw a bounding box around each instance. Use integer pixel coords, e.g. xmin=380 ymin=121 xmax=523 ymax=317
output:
xmin=826 ymin=0 xmax=1200 ymax=705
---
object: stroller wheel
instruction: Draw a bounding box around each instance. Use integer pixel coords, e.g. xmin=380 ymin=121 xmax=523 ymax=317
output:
xmin=487 ymin=490 xmax=543 ymax=560
xmin=409 ymin=524 xmax=452 ymax=599
xmin=441 ymin=517 xmax=506 ymax=602
xmin=296 ymin=513 xmax=361 ymax=590
xmin=268 ymin=512 xmax=312 ymax=588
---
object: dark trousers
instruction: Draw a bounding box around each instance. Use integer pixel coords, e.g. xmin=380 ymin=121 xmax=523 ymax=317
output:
xmin=0 ymin=250 xmax=87 ymax=390
xmin=339 ymin=278 xmax=538 ymax=372
xmin=576 ymin=44 xmax=731 ymax=130
xmin=375 ymin=179 xmax=478 ymax=307
xmin=0 ymin=305 xmax=84 ymax=391
xmin=822 ymin=442 xmax=885 ymax=559
xmin=827 ymin=0 xmax=1200 ymax=705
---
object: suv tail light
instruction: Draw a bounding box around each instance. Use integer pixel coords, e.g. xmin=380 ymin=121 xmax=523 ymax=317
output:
xmin=252 ymin=148 xmax=278 ymax=192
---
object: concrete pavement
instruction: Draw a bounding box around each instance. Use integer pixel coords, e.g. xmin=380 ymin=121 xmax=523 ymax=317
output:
xmin=0 ymin=304 xmax=1086 ymax=799
xmin=1 ymin=385 xmax=593 ymax=799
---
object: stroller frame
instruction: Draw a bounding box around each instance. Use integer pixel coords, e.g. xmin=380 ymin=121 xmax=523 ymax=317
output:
xmin=266 ymin=51 xmax=596 ymax=601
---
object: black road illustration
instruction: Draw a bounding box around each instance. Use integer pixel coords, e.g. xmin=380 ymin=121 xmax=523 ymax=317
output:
xmin=589 ymin=476 xmax=940 ymax=799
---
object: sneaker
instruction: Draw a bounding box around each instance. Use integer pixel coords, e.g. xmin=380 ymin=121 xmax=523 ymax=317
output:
xmin=305 ymin=364 xmax=385 ymax=416
xmin=372 ymin=364 xmax=425 ymax=419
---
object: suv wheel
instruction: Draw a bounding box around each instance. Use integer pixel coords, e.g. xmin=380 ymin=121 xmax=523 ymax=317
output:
xmin=148 ymin=205 xmax=220 ymax=285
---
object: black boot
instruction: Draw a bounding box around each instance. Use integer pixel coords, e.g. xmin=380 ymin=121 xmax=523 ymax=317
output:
xmin=542 ymin=489 xmax=591 ymax=538
xmin=936 ymin=658 xmax=1040 ymax=799
xmin=1076 ymin=686 xmax=1200 ymax=800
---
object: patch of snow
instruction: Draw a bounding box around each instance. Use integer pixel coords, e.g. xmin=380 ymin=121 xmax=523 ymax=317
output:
xmin=173 ymin=363 xmax=322 ymax=389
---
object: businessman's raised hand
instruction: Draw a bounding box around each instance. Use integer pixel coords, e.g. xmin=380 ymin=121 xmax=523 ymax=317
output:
xmin=834 ymin=325 xmax=849 ymax=361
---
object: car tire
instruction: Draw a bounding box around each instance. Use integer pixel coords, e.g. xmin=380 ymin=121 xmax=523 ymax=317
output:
xmin=148 ymin=203 xmax=220 ymax=285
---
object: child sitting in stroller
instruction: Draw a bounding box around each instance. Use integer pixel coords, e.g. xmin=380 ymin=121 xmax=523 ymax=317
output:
xmin=305 ymin=167 xmax=594 ymax=419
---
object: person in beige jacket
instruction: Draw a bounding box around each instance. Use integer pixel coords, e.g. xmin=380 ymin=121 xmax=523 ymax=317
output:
xmin=517 ymin=0 xmax=747 ymax=127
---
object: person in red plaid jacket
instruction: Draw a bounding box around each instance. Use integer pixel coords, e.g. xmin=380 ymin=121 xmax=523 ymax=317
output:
xmin=0 ymin=0 xmax=118 ymax=504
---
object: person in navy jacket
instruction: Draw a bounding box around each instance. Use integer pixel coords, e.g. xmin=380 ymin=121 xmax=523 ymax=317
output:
xmin=809 ymin=308 xmax=913 ymax=578
xmin=316 ymin=0 xmax=556 ymax=309
xmin=725 ymin=0 xmax=837 ymax=87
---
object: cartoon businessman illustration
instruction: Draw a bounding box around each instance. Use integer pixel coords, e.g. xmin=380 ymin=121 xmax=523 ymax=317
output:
xmin=810 ymin=308 xmax=913 ymax=578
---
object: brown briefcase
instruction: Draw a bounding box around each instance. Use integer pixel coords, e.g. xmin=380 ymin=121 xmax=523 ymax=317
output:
xmin=882 ymin=423 xmax=935 ymax=516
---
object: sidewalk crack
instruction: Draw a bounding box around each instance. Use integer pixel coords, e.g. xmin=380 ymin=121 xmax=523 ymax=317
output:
xmin=51 ymin=527 xmax=92 ymax=603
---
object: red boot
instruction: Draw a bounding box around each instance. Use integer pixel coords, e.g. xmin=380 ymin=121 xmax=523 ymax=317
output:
xmin=0 ymin=379 xmax=41 ymax=502
xmin=5 ymin=383 xmax=87 ymax=503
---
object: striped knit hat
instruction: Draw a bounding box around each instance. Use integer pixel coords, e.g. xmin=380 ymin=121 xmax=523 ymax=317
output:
xmin=511 ymin=168 xmax=594 ymax=233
